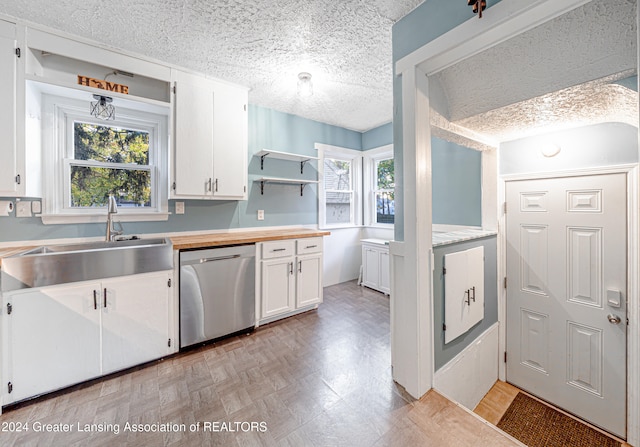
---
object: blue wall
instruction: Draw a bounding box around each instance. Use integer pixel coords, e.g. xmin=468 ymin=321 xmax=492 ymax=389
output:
xmin=0 ymin=105 xmax=362 ymax=243
xmin=392 ymin=0 xmax=502 ymax=240
xmin=362 ymin=122 xmax=393 ymax=150
xmin=433 ymin=139 xmax=482 ymax=226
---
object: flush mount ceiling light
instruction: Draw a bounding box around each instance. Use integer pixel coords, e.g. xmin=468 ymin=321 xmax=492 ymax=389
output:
xmin=541 ymin=143 xmax=561 ymax=158
xmin=467 ymin=0 xmax=486 ymax=18
xmin=90 ymin=95 xmax=115 ymax=120
xmin=297 ymin=72 xmax=313 ymax=98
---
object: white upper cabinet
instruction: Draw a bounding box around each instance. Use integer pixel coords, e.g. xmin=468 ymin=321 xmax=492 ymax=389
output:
xmin=0 ymin=20 xmax=19 ymax=195
xmin=172 ymin=69 xmax=248 ymax=200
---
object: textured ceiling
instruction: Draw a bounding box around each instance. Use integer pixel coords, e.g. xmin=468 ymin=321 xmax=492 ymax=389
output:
xmin=0 ymin=0 xmax=422 ymax=132
xmin=431 ymin=0 xmax=638 ymax=148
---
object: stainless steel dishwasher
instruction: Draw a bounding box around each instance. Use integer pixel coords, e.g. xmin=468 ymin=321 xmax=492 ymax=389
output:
xmin=179 ymin=244 xmax=255 ymax=349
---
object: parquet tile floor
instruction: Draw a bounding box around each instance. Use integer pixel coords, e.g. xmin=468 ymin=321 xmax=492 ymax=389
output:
xmin=0 ymin=280 xmax=518 ymax=446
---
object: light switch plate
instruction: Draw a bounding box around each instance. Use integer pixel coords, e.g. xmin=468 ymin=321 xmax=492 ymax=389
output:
xmin=607 ymin=289 xmax=622 ymax=308
xmin=175 ymin=202 xmax=185 ymax=215
xmin=16 ymin=201 xmax=32 ymax=218
xmin=257 ymin=210 xmax=264 ymax=221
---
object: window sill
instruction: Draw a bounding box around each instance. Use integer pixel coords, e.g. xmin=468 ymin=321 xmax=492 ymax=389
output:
xmin=40 ymin=212 xmax=170 ymax=225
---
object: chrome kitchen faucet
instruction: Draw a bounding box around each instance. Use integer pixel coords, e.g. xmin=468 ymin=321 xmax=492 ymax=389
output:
xmin=106 ymin=195 xmax=123 ymax=241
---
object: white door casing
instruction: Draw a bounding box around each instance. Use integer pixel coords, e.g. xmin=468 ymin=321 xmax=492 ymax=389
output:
xmin=506 ymin=173 xmax=627 ymax=438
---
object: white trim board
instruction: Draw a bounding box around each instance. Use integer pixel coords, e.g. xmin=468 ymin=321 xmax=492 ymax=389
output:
xmin=392 ymin=0 xmax=640 ymax=444
xmin=433 ymin=323 xmax=499 ymax=411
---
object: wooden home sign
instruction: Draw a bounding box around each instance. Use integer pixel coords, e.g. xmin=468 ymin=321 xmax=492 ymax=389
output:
xmin=77 ymin=75 xmax=129 ymax=94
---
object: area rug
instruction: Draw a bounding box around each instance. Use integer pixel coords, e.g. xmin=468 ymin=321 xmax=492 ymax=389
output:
xmin=496 ymin=392 xmax=621 ymax=447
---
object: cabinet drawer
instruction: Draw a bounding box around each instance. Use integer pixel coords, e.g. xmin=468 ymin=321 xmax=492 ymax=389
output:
xmin=262 ymin=240 xmax=295 ymax=259
xmin=297 ymin=237 xmax=323 ymax=255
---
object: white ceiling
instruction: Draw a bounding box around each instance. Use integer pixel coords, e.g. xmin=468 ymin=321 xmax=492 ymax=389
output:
xmin=432 ymin=0 xmax=638 ymax=146
xmin=0 ymin=0 xmax=422 ymax=132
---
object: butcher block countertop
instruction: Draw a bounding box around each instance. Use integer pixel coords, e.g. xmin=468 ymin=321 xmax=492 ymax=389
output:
xmin=170 ymin=228 xmax=330 ymax=250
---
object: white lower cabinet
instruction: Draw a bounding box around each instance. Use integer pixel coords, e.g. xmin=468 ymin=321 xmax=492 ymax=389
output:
xmin=2 ymin=271 xmax=172 ymax=404
xmin=259 ymin=238 xmax=323 ymax=323
xmin=361 ymin=239 xmax=390 ymax=294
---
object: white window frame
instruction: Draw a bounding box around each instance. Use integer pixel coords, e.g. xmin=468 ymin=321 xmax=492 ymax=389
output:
xmin=41 ymin=92 xmax=169 ymax=224
xmin=364 ymin=144 xmax=394 ymax=227
xmin=317 ymin=143 xmax=363 ymax=229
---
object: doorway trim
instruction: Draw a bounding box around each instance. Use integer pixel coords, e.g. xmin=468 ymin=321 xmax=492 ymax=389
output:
xmin=393 ymin=0 xmax=639 ymax=444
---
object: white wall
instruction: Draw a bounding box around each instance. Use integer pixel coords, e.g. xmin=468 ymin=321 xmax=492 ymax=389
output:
xmin=323 ymin=226 xmax=394 ymax=287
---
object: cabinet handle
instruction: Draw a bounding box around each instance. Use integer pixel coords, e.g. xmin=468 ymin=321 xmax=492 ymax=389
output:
xmin=464 ymin=289 xmax=471 ymax=306
xmin=93 ymin=290 xmax=98 ymax=310
xmin=272 ymin=248 xmax=286 ymax=252
xmin=305 ymin=245 xmax=317 ymax=249
xmin=298 ymin=261 xmax=302 ymax=273
xmin=215 ymin=178 xmax=218 ymax=192
xmin=207 ymin=178 xmax=212 ymax=192
xmin=289 ymin=262 xmax=294 ymax=275
xmin=470 ymin=286 xmax=476 ymax=303
xmin=103 ymin=288 xmax=107 ymax=308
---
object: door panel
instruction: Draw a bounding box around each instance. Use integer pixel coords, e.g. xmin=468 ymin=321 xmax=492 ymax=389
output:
xmin=506 ymin=173 xmax=627 ymax=438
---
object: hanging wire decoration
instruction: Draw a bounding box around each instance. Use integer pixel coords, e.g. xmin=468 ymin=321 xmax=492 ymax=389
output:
xmin=468 ymin=0 xmax=486 ymax=18
xmin=90 ymin=95 xmax=116 ymax=120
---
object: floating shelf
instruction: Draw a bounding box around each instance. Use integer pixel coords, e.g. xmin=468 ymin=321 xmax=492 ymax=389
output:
xmin=254 ymin=177 xmax=319 ymax=196
xmin=256 ymin=149 xmax=319 ymax=174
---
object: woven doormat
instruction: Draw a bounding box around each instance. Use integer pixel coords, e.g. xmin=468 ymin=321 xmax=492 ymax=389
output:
xmin=496 ymin=392 xmax=621 ymax=447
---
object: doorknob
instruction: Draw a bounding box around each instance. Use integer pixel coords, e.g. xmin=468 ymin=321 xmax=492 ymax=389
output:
xmin=607 ymin=314 xmax=622 ymax=325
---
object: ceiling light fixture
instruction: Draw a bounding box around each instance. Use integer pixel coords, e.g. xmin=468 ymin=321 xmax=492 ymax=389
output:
xmin=297 ymin=72 xmax=313 ymax=97
xmin=90 ymin=95 xmax=115 ymax=120
xmin=467 ymin=0 xmax=486 ymax=18
xmin=541 ymin=143 xmax=561 ymax=158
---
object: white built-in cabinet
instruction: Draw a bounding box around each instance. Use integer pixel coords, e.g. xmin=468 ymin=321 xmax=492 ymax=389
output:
xmin=361 ymin=239 xmax=390 ymax=294
xmin=2 ymin=271 xmax=172 ymax=404
xmin=0 ymin=20 xmax=19 ymax=196
xmin=172 ymin=69 xmax=248 ymax=200
xmin=444 ymin=246 xmax=484 ymax=344
xmin=259 ymin=238 xmax=323 ymax=323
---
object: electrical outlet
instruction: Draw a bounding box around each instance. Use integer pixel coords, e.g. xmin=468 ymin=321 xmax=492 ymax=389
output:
xmin=175 ymin=202 xmax=185 ymax=215
xmin=31 ymin=201 xmax=42 ymax=214
xmin=16 ymin=201 xmax=32 ymax=218
xmin=257 ymin=210 xmax=264 ymax=221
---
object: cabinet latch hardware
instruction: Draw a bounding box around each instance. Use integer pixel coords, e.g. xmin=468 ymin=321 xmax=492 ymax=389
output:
xmin=504 ymin=352 xmax=508 ymax=363
xmin=172 ymin=182 xmax=176 ymax=190
xmin=168 ymin=338 xmax=172 ymax=347
xmin=8 ymin=382 xmax=12 ymax=394
xmin=442 ymin=323 xmax=446 ymax=331
xmin=7 ymin=303 xmax=12 ymax=315
xmin=504 ymin=277 xmax=507 ymax=289
xmin=168 ymin=278 xmax=172 ymax=287
xmin=15 ymin=174 xmax=20 ymax=185
xmin=442 ymin=267 xmax=446 ymax=275
xmin=15 ymin=48 xmax=20 ymax=58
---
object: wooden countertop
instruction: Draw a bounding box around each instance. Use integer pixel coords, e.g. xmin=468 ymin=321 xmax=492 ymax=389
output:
xmin=170 ymin=228 xmax=330 ymax=250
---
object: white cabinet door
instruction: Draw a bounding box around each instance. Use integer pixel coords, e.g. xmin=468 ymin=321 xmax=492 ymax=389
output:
xmin=379 ymin=250 xmax=390 ymax=294
xmin=362 ymin=247 xmax=380 ymax=289
xmin=0 ymin=21 xmax=17 ymax=195
xmin=173 ymin=70 xmax=215 ymax=197
xmin=101 ymin=272 xmax=171 ymax=374
xmin=296 ymin=254 xmax=322 ymax=308
xmin=262 ymin=257 xmax=295 ymax=318
xmin=3 ymin=282 xmax=101 ymax=403
xmin=172 ymin=69 xmax=247 ymax=199
xmin=212 ymin=80 xmax=247 ymax=199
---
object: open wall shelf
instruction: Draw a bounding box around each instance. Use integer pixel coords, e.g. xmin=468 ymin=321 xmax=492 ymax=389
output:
xmin=256 ymin=149 xmax=319 ymax=174
xmin=254 ymin=177 xmax=319 ymax=196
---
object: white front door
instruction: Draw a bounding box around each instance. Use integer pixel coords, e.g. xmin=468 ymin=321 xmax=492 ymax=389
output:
xmin=506 ymin=173 xmax=627 ymax=438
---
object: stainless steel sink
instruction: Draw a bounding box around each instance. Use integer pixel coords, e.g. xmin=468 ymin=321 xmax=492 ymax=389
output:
xmin=1 ymin=238 xmax=174 ymax=291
